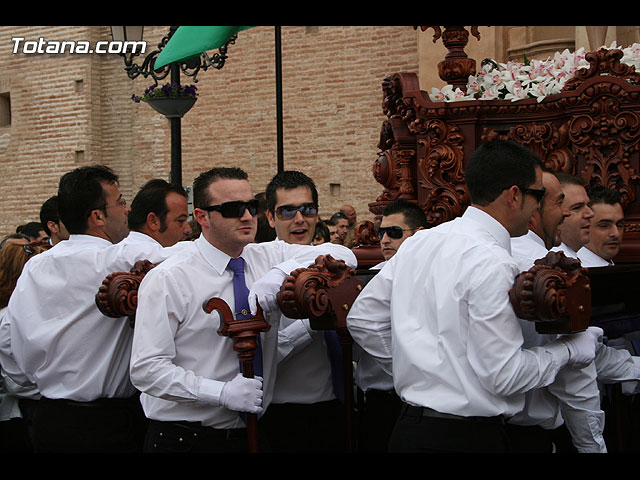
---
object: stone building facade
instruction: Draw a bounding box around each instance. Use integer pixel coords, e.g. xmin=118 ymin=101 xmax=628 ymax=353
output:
xmin=1 ymin=25 xmax=638 ymax=237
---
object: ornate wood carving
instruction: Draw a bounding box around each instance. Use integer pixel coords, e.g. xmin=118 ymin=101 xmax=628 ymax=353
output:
xmin=509 ymin=251 xmax=592 ymax=334
xmin=277 ymin=254 xmax=363 ymax=331
xmin=202 ymin=297 xmax=269 ymax=453
xmin=415 ymin=26 xmax=481 ymax=90
xmin=371 ymin=40 xmax=640 ymax=262
xmin=351 ymin=220 xmax=380 ymax=247
xmin=95 ymin=260 xmax=156 ymax=327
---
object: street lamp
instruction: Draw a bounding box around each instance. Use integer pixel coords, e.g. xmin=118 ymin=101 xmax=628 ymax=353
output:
xmin=110 ymin=25 xmax=236 ymax=186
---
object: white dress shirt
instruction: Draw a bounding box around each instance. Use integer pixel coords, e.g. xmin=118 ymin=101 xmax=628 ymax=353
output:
xmin=0 ymin=308 xmax=22 ymax=421
xmin=577 ymin=247 xmax=613 ymax=267
xmin=511 ymin=230 xmax=607 ymax=452
xmin=352 ymin=261 xmax=394 ymax=392
xmin=347 ymin=206 xmax=571 ymax=419
xmin=553 ymin=242 xmax=579 ymax=259
xmin=0 ymin=233 xmax=179 ymax=402
xmin=273 ymin=316 xmax=335 ymax=404
xmin=129 ymin=236 xmax=356 ymax=429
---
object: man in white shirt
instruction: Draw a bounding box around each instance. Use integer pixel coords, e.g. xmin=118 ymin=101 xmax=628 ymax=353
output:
xmin=553 ymin=173 xmax=595 ymax=259
xmin=129 ymin=167 xmax=357 ymax=453
xmin=355 ymin=198 xmax=426 ymax=452
xmin=0 ymin=165 xmax=184 ymax=453
xmin=578 ymin=186 xmax=624 ymax=267
xmin=510 ymin=170 xmax=608 ymax=453
xmin=347 ymin=139 xmax=603 ymax=453
xmin=512 ymin=173 xmax=640 ymax=452
xmin=114 ymin=178 xmax=193 ymax=261
xmin=258 ymin=170 xmax=347 ymax=452
xmin=39 ymin=196 xmax=69 ymax=247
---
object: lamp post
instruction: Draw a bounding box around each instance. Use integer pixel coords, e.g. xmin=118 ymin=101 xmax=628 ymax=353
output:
xmin=110 ymin=26 xmax=236 ymax=186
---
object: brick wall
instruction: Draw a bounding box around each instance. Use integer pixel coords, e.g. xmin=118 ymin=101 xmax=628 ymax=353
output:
xmin=0 ymin=26 xmax=419 ymax=237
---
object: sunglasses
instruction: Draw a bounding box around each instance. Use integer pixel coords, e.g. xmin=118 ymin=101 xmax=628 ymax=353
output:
xmin=200 ymin=199 xmax=259 ymax=218
xmin=275 ymin=203 xmax=318 ymax=220
xmin=522 ymin=187 xmax=546 ymax=203
xmin=377 ymin=225 xmax=414 ymax=239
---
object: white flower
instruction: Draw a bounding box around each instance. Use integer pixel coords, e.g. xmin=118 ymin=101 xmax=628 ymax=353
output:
xmin=429 ymin=43 xmax=640 ymax=103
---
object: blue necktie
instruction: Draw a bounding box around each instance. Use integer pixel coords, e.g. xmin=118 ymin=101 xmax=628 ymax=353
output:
xmin=227 ymin=257 xmax=263 ymax=378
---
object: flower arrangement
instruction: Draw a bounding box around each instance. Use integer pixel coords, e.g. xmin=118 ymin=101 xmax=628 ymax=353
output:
xmin=429 ymin=42 xmax=640 ymax=104
xmin=132 ymin=82 xmax=198 ymax=103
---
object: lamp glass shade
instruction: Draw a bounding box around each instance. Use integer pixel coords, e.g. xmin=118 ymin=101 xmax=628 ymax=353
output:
xmin=110 ymin=26 xmax=144 ymax=43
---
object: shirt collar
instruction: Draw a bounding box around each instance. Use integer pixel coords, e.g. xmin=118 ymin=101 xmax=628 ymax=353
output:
xmin=67 ymin=234 xmax=113 ymax=246
xmin=526 ymin=230 xmax=546 ymax=249
xmin=557 ymin=242 xmax=579 ymax=259
xmin=463 ymin=206 xmax=512 ymax=254
xmin=195 ymin=235 xmax=239 ymax=275
xmin=577 ymin=246 xmax=614 ymax=267
xmin=125 ymin=231 xmax=161 ymax=245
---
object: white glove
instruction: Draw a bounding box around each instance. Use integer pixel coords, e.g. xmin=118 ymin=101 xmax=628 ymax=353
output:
xmin=559 ymin=326 xmax=604 ymax=368
xmin=248 ymin=267 xmax=288 ymax=315
xmin=219 ymin=373 xmax=264 ymax=414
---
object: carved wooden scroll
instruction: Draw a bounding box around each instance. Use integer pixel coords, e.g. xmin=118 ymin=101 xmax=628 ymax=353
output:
xmin=509 ymin=251 xmax=592 ymax=334
xmin=203 ymin=298 xmax=269 ymax=453
xmin=373 ymin=42 xmax=640 ymax=262
xmin=277 ymin=254 xmax=363 ymax=331
xmin=95 ymin=260 xmax=156 ymax=327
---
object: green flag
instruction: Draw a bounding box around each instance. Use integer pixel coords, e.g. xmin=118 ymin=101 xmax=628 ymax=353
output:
xmin=154 ymin=26 xmax=254 ymax=69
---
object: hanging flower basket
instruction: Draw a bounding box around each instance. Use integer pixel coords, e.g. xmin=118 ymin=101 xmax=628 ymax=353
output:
xmin=132 ymin=83 xmax=198 ymax=118
xmin=145 ymin=96 xmax=197 ymax=118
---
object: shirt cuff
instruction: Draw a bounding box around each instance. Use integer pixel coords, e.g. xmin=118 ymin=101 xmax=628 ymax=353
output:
xmin=544 ymin=339 xmax=571 ymax=366
xmin=197 ymin=378 xmax=226 ymax=406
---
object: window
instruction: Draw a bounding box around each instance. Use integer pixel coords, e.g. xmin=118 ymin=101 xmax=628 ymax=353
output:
xmin=0 ymin=92 xmax=10 ymax=127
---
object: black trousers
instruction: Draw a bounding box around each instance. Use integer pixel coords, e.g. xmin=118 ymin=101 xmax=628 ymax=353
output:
xmin=144 ymin=419 xmax=254 ymax=453
xmin=31 ymin=395 xmax=147 ymax=453
xmin=388 ymin=403 xmax=510 ymax=453
xmin=260 ymin=399 xmax=347 ymax=452
xmin=505 ymin=423 xmax=555 ymax=453
xmin=357 ymin=388 xmax=402 ymax=452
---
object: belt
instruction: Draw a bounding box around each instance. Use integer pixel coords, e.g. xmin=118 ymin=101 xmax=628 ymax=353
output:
xmin=41 ymin=396 xmax=139 ymax=409
xmin=402 ymin=404 xmax=505 ymax=425
xmin=155 ymin=420 xmax=248 ymax=441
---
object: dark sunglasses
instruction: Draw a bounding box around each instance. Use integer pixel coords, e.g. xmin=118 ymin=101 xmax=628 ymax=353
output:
xmin=377 ymin=225 xmax=414 ymax=240
xmin=23 ymin=244 xmax=36 ymax=257
xmin=522 ymin=187 xmax=546 ymax=203
xmin=200 ymin=199 xmax=259 ymax=218
xmin=275 ymin=203 xmax=318 ymax=220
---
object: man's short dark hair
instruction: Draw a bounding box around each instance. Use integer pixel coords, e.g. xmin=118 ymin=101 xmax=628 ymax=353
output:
xmin=382 ymin=199 xmax=428 ymax=230
xmin=265 ymin=170 xmax=318 ymax=213
xmin=587 ymin=185 xmax=622 ymax=207
xmin=128 ymin=179 xmax=188 ymax=232
xmin=192 ymin=167 xmax=248 ymax=209
xmin=330 ymin=211 xmax=347 ymax=223
xmin=39 ymin=196 xmax=60 ymax=237
xmin=57 ymin=165 xmax=119 ymax=235
xmin=465 ymin=139 xmax=543 ymax=206
xmin=556 ymin=172 xmax=587 ymax=188
xmin=16 ymin=222 xmax=45 ymax=241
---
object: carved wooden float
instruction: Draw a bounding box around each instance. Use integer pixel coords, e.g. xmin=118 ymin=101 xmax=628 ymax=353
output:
xmin=509 ymin=251 xmax=592 ymax=334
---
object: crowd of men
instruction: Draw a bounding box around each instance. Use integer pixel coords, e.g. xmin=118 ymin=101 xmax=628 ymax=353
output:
xmin=0 ymin=138 xmax=639 ymax=454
